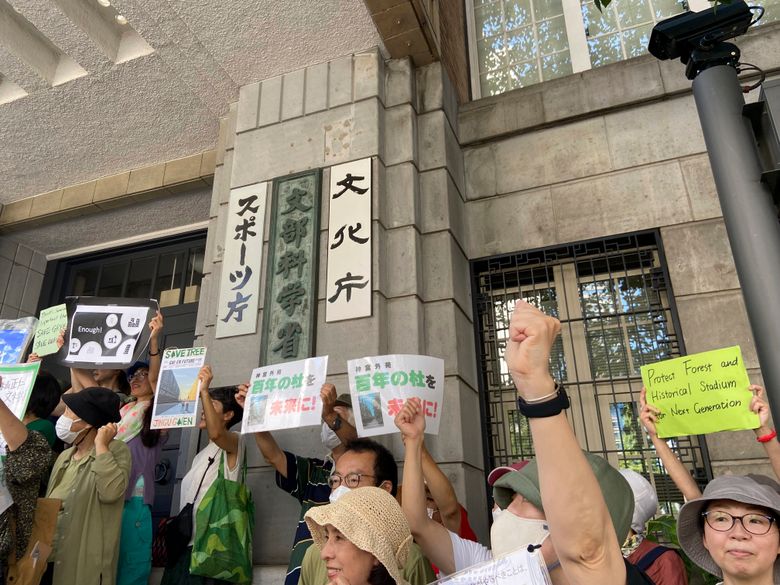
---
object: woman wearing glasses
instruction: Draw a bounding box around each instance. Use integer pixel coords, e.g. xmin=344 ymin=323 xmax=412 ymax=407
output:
xmin=678 ymin=475 xmax=780 ymax=585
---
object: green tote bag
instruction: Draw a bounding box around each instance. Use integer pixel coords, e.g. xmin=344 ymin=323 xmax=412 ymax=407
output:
xmin=190 ymin=451 xmax=255 ymax=584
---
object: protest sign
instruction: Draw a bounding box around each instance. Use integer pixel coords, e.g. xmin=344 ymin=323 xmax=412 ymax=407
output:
xmin=60 ymin=297 xmax=158 ymax=369
xmin=241 ymin=356 xmax=328 ymax=433
xmin=0 ymin=317 xmax=37 ymax=364
xmin=641 ymin=346 xmax=759 ymax=438
xmin=347 ymin=354 xmax=444 ymax=438
xmin=435 ymin=548 xmax=552 ymax=585
xmin=150 ymin=347 xmax=207 ymax=429
xmin=32 ymin=304 xmax=67 ymax=356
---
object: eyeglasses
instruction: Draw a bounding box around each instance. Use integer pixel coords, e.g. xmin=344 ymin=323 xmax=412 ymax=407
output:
xmin=128 ymin=371 xmax=149 ymax=382
xmin=328 ymin=472 xmax=376 ymax=489
xmin=702 ymin=510 xmax=777 ymax=535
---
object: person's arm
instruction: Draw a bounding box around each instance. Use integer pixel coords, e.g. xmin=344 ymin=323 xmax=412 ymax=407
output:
xmin=70 ymin=368 xmax=94 ymax=392
xmin=147 ymin=310 xmax=163 ymax=389
xmin=506 ymin=300 xmax=626 ymax=585
xmin=750 ymin=384 xmax=780 ymax=483
xmin=421 ymin=442 xmax=462 ymax=534
xmin=0 ymin=378 xmax=28 ymax=451
xmin=198 ymin=365 xmax=239 ymax=455
xmin=640 ymin=387 xmax=702 ymax=501
xmin=94 ymin=424 xmax=131 ymax=503
xmin=396 ymin=398 xmax=457 ymax=575
xmin=235 ymin=383 xmax=288 ymax=477
xmin=320 ymin=383 xmax=357 ymax=445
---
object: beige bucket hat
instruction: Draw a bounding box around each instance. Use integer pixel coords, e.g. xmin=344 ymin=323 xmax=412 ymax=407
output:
xmin=305 ymin=487 xmax=412 ymax=585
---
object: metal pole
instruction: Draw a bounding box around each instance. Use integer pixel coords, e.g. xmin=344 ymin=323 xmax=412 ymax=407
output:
xmin=693 ymin=63 xmax=780 ymax=419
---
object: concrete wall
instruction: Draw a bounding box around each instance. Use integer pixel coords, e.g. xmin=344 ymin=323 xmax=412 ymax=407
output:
xmin=0 ymin=238 xmax=46 ymax=319
xmin=189 ymin=48 xmax=487 ymax=570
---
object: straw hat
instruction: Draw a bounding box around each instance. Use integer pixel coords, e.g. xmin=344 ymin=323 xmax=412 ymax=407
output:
xmin=305 ymin=487 xmax=412 ymax=585
xmin=677 ymin=475 xmax=780 ymax=581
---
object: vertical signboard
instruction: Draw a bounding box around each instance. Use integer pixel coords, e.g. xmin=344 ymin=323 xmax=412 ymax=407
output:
xmin=216 ymin=183 xmax=268 ymax=338
xmin=326 ymin=158 xmax=372 ymax=322
xmin=261 ymin=171 xmax=321 ymax=365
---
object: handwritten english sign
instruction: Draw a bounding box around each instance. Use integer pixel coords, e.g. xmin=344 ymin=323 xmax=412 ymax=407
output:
xmin=32 ymin=304 xmax=68 ymax=356
xmin=641 ymin=346 xmax=759 ymax=438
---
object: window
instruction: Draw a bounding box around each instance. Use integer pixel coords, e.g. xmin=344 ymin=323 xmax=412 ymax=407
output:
xmin=472 ymin=231 xmax=711 ymax=514
xmin=468 ymin=0 xmax=772 ymax=97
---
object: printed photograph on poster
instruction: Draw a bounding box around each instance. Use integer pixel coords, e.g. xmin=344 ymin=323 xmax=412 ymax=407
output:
xmin=0 ymin=317 xmax=38 ymax=364
xmin=60 ymin=297 xmax=158 ymax=369
xmin=32 ymin=304 xmax=68 ymax=357
xmin=347 ymin=354 xmax=444 ymax=438
xmin=241 ymin=356 xmax=328 ymax=434
xmin=150 ymin=347 xmax=207 ymax=429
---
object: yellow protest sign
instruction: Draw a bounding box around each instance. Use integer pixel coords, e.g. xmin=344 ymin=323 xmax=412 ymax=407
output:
xmin=640 ymin=346 xmax=759 ymax=438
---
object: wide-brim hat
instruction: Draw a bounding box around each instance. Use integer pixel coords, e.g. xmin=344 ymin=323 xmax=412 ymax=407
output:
xmin=493 ymin=451 xmax=634 ymax=544
xmin=305 ymin=487 xmax=412 ymax=585
xmin=488 ymin=461 xmax=529 ymax=486
xmin=678 ymin=474 xmax=780 ymax=581
xmin=62 ymin=387 xmax=122 ymax=427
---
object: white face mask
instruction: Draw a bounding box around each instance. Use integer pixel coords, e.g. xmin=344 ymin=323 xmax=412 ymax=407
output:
xmin=55 ymin=415 xmax=83 ymax=444
xmin=492 ymin=507 xmax=504 ymax=523
xmin=329 ymin=485 xmax=351 ymax=504
xmin=490 ymin=514 xmax=550 ymax=559
xmin=321 ymin=422 xmax=341 ymax=451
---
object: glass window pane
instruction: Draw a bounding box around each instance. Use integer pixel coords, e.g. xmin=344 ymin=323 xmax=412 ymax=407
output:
xmin=97 ymin=262 xmax=126 ymax=297
xmin=652 ymin=0 xmax=687 ymax=21
xmin=154 ymin=253 xmax=184 ymax=308
xmin=582 ymin=1 xmax=618 ymax=36
xmin=183 ymin=247 xmax=205 ymax=304
xmin=475 ymin=2 xmax=504 ymax=38
xmin=508 ymin=60 xmax=540 ymax=88
xmin=615 ymin=0 xmax=652 ymax=28
xmin=753 ymin=0 xmax=780 ymax=25
xmin=622 ymin=23 xmax=653 ymax=59
xmin=505 ymin=0 xmax=533 ymax=30
xmin=586 ymin=316 xmax=629 ymax=378
xmin=541 ymin=51 xmax=573 ymax=80
xmin=478 ymin=35 xmax=506 ymax=72
xmin=126 ymin=257 xmax=155 ymax=299
xmin=538 ymin=16 xmax=569 ymax=54
xmin=506 ymin=26 xmax=537 ymax=63
xmin=71 ymin=267 xmax=99 ymax=296
xmin=534 ymin=0 xmax=564 ymax=21
xmin=588 ymin=33 xmax=623 ymax=67
xmin=580 ymin=279 xmax=618 ymax=317
xmin=480 ymin=67 xmax=511 ymax=95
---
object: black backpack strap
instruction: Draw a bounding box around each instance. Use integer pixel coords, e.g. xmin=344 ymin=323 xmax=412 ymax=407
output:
xmin=635 ymin=545 xmax=673 ymax=573
xmin=624 ymin=558 xmax=657 ymax=585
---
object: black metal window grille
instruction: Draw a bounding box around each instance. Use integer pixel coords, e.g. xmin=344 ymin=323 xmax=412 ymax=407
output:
xmin=471 ymin=231 xmax=712 ymax=515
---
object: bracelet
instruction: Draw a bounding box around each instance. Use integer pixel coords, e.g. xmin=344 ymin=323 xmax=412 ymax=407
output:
xmin=524 ymin=388 xmax=560 ymax=404
xmin=517 ymin=383 xmax=570 ymax=418
xmin=148 ymin=348 xmax=160 ymax=356
xmin=757 ymin=430 xmax=777 ymax=443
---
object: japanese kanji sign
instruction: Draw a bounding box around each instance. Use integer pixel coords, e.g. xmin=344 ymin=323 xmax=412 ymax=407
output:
xmin=437 ymin=548 xmax=551 ymax=585
xmin=0 ymin=362 xmax=39 ymax=424
xmin=347 ymin=354 xmax=444 ymax=437
xmin=0 ymin=317 xmax=37 ymax=364
xmin=216 ymin=182 xmax=268 ymax=339
xmin=326 ymin=158 xmax=372 ymax=322
xmin=32 ymin=304 xmax=67 ymax=357
xmin=641 ymin=346 xmax=759 ymax=438
xmin=241 ymin=356 xmax=328 ymax=433
xmin=59 ymin=297 xmax=157 ymax=369
xmin=261 ymin=171 xmax=321 ymax=365
xmin=150 ymin=347 xmax=207 ymax=429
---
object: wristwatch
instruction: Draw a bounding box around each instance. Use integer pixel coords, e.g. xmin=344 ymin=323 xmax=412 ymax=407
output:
xmin=517 ymin=383 xmax=570 ymax=418
xmin=327 ymin=413 xmax=342 ymax=431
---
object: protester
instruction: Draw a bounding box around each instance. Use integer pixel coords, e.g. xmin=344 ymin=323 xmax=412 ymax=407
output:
xmin=298 ymin=437 xmax=435 ymax=585
xmin=304 ymin=487 xmax=413 ymax=585
xmin=22 ymin=370 xmax=61 ymax=448
xmin=43 ymin=387 xmax=129 ymax=585
xmin=236 ymin=382 xmax=357 ymax=585
xmin=620 ymin=469 xmax=688 ymax=585
xmin=677 ymin=474 xmax=780 ymax=585
xmin=0 ymin=377 xmax=52 ymax=581
xmin=116 ymin=311 xmax=164 ymax=585
xmin=161 ymin=366 xmax=245 ymax=585
xmin=640 ymin=384 xmax=780 ymax=501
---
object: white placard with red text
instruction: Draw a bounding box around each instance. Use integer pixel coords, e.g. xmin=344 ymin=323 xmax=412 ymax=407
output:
xmin=348 ymin=354 xmax=444 ymax=437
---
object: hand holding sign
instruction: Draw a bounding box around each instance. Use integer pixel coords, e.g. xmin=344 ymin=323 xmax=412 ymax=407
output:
xmin=749 ymin=385 xmax=773 ymax=436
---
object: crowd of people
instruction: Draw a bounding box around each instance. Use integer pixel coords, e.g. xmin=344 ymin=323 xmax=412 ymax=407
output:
xmin=1 ymin=301 xmax=779 ymax=585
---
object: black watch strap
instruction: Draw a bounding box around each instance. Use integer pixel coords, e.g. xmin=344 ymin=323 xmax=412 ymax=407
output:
xmin=517 ymin=384 xmax=570 ymax=418
xmin=329 ymin=413 xmax=342 ymax=431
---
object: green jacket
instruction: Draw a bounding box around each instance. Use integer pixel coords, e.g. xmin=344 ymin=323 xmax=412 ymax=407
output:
xmin=298 ymin=540 xmax=435 ymax=585
xmin=46 ymin=440 xmax=130 ymax=585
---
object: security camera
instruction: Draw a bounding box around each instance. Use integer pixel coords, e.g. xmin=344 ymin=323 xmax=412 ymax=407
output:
xmin=648 ymin=0 xmax=754 ymax=63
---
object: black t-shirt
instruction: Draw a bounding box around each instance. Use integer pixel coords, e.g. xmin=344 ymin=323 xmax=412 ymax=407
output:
xmin=625 ymin=559 xmax=657 ymax=585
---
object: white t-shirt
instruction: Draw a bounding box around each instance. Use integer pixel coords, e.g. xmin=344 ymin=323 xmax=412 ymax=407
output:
xmin=450 ymin=529 xmax=492 ymax=572
xmin=179 ymin=435 xmax=245 ymax=545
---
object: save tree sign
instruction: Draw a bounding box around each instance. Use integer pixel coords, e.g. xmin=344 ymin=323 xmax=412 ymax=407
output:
xmin=640 ymin=346 xmax=759 ymax=438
